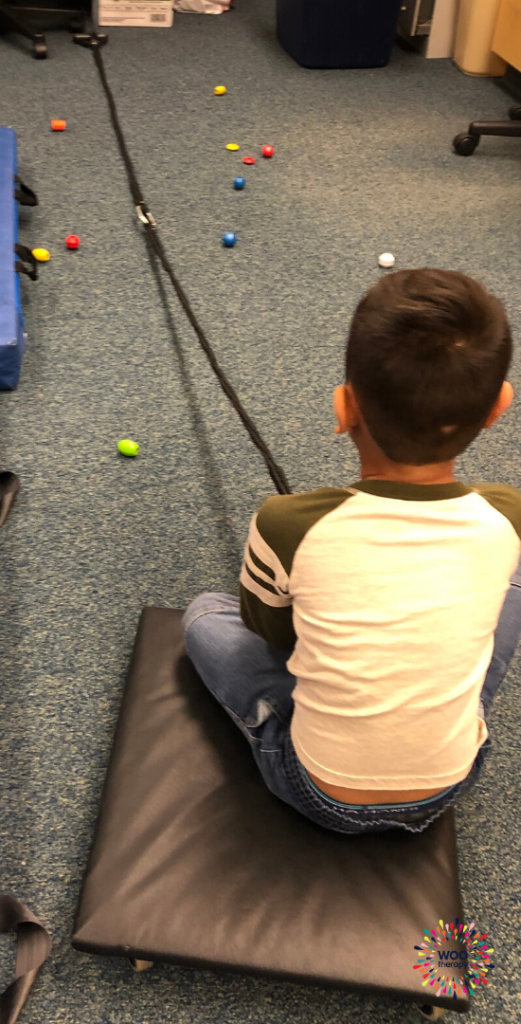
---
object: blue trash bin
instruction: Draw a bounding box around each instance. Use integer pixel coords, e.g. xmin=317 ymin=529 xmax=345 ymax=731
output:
xmin=276 ymin=0 xmax=403 ymax=69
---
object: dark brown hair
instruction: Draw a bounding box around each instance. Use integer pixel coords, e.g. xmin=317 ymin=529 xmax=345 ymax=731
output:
xmin=345 ymin=269 xmax=512 ymax=465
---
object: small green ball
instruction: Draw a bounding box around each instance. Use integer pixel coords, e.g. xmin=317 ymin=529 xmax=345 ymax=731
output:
xmin=118 ymin=438 xmax=139 ymax=457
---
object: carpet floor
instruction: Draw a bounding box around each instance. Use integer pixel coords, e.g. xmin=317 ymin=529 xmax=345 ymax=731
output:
xmin=0 ymin=2 xmax=520 ymax=1021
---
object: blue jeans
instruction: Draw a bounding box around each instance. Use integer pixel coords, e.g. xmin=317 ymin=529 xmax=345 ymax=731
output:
xmin=182 ymin=563 xmax=521 ymax=834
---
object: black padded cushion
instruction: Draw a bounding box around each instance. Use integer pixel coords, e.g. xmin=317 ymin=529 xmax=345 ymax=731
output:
xmin=73 ymin=607 xmax=469 ymax=1013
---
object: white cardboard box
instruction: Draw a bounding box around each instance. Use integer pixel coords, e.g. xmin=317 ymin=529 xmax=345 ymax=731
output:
xmin=97 ymin=0 xmax=173 ymax=26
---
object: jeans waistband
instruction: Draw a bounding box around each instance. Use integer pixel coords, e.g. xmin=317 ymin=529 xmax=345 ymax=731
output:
xmin=302 ymin=770 xmax=460 ymax=812
xmin=282 ymin=732 xmax=486 ymax=834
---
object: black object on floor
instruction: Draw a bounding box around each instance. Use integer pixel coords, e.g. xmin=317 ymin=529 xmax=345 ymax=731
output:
xmin=0 ymin=0 xmax=46 ymax=57
xmin=0 ymin=471 xmax=19 ymax=528
xmin=453 ymin=103 xmax=521 ymax=155
xmin=0 ymin=894 xmax=52 ymax=1024
xmin=276 ymin=0 xmax=403 ymax=69
xmin=0 ymin=0 xmax=89 ymax=58
xmin=73 ymin=607 xmax=469 ymax=1017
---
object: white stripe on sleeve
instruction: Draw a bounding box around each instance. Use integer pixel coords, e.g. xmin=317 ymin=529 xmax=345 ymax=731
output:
xmin=240 ymin=564 xmax=292 ymax=607
xmin=248 ymin=515 xmax=290 ymax=595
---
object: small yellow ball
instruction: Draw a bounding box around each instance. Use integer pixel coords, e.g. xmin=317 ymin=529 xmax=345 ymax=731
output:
xmin=32 ymin=248 xmax=50 ymax=262
xmin=118 ymin=439 xmax=139 ymax=457
xmin=214 ymin=85 xmax=227 ymax=95
xmin=226 ymin=143 xmax=240 ymax=151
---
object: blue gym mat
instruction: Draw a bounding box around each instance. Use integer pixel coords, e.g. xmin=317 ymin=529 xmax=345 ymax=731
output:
xmin=0 ymin=126 xmax=26 ymax=390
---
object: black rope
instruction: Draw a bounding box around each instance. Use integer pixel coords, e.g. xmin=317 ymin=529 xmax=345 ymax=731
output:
xmin=79 ymin=35 xmax=291 ymax=496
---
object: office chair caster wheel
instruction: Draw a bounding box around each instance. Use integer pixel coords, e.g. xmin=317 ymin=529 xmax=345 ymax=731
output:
xmin=33 ymin=37 xmax=47 ymax=58
xmin=415 ymin=1005 xmax=447 ymax=1020
xmin=453 ymin=132 xmax=478 ymax=156
xmin=508 ymin=104 xmax=521 ymax=121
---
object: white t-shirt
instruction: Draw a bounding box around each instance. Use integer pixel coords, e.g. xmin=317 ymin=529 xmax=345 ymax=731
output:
xmin=240 ymin=480 xmax=521 ymax=790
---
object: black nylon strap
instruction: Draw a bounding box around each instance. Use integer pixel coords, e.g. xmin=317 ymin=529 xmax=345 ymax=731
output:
xmin=74 ymin=33 xmax=291 ymax=496
xmin=13 ymin=176 xmax=39 ymax=208
xmin=14 ymin=244 xmax=38 ymax=282
xmin=0 ymin=895 xmax=51 ymax=1024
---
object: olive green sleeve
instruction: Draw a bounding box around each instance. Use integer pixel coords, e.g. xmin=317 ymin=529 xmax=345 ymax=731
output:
xmin=239 ymin=588 xmax=297 ymax=648
xmin=239 ymin=488 xmax=351 ymax=648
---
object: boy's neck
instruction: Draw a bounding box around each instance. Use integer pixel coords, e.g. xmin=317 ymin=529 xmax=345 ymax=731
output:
xmin=360 ymin=465 xmax=456 ymax=485
xmin=357 ymin=448 xmax=456 ymax=486
xmin=351 ymin=426 xmax=457 ymax=486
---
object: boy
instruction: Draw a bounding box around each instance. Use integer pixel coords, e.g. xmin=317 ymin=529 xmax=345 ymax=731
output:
xmin=183 ymin=269 xmax=521 ymax=834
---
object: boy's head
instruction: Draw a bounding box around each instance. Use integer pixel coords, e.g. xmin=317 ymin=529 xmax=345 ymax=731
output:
xmin=338 ymin=269 xmax=513 ymax=466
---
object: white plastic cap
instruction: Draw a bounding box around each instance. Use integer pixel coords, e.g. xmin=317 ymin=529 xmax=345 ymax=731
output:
xmin=378 ymin=253 xmax=395 ymax=268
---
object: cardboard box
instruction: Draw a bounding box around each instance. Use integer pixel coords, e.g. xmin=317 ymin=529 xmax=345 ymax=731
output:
xmin=97 ymin=0 xmax=173 ymax=26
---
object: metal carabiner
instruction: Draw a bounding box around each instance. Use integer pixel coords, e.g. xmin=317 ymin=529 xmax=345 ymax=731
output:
xmin=136 ymin=203 xmax=157 ymax=229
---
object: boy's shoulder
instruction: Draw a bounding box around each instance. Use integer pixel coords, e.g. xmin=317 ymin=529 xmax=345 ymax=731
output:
xmin=253 ymin=482 xmax=521 ymax=566
xmin=255 ymin=488 xmax=351 ymax=572
xmin=257 ymin=487 xmax=350 ymax=532
xmin=472 ymin=482 xmax=521 ymax=540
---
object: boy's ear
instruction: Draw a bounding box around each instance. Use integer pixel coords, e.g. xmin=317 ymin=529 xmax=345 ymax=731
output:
xmin=334 ymin=384 xmax=360 ymax=434
xmin=484 ymin=381 xmax=513 ymax=428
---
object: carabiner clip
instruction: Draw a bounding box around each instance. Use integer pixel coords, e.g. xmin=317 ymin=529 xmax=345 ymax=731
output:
xmin=136 ymin=203 xmax=157 ymax=229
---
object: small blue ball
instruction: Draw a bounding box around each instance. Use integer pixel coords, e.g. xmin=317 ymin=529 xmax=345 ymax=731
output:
xmin=223 ymin=232 xmax=237 ymax=247
xmin=234 ymin=177 xmax=246 ymax=190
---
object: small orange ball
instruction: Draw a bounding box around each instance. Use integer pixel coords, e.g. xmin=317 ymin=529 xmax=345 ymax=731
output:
xmin=51 ymin=119 xmax=67 ymax=131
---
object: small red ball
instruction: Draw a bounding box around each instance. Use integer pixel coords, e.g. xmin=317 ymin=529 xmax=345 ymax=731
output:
xmin=65 ymin=234 xmax=80 ymax=250
xmin=262 ymin=145 xmax=274 ymax=158
xmin=242 ymin=156 xmax=255 ymax=165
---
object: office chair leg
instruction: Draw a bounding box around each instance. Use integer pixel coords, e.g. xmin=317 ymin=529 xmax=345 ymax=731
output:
xmin=0 ymin=2 xmax=47 ymax=57
xmin=453 ymin=109 xmax=521 ymax=155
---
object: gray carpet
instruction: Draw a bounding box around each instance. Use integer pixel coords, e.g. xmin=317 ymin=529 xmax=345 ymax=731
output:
xmin=1 ymin=3 xmax=520 ymax=1021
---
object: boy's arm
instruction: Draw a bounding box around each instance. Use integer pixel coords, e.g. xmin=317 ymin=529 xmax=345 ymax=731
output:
xmin=239 ymin=488 xmax=350 ymax=648
xmin=239 ymin=503 xmax=296 ymax=649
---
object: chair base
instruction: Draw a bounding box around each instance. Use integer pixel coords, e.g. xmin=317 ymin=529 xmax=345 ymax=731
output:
xmin=453 ymin=105 xmax=521 ymax=154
